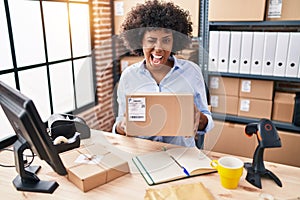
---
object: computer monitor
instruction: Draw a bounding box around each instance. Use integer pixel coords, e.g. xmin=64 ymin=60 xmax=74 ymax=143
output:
xmin=0 ymin=81 xmax=67 ymax=193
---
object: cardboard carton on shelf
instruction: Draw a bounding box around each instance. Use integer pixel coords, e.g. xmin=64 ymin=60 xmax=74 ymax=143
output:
xmin=238 ymin=98 xmax=272 ymax=119
xmin=272 ymin=92 xmax=296 ymax=123
xmin=120 ymin=56 xmax=144 ymax=71
xmin=204 ymin=120 xmax=257 ymax=158
xmin=113 ymin=0 xmax=199 ymax=36
xmin=209 ymin=76 xmax=240 ymax=96
xmin=266 ymin=0 xmax=300 ymax=21
xmin=208 ymin=0 xmax=266 ymax=21
xmin=239 ymin=79 xmax=274 ymax=101
xmin=210 ymin=94 xmax=239 ymax=115
xmin=265 ymin=130 xmax=300 ymax=167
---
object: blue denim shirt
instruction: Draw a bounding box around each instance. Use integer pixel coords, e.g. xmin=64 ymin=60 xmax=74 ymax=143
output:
xmin=112 ymin=56 xmax=214 ymax=147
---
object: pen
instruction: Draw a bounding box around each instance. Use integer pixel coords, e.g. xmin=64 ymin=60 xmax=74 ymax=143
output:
xmin=169 ymin=155 xmax=190 ymax=176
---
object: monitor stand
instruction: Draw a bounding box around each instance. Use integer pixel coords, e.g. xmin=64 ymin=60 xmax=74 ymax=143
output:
xmin=13 ymin=139 xmax=59 ymax=193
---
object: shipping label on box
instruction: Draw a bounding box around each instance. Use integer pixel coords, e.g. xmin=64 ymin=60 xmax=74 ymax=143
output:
xmin=266 ymin=0 xmax=300 ymax=21
xmin=60 ymin=143 xmax=129 ymax=192
xmin=267 ymin=0 xmax=283 ymax=18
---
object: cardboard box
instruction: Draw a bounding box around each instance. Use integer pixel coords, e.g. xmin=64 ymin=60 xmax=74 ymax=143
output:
xmin=204 ymin=120 xmax=257 ymax=158
xmin=60 ymin=143 xmax=129 ymax=192
xmin=264 ymin=130 xmax=300 ymax=167
xmin=114 ymin=0 xmax=199 ymax=36
xmin=206 ymin=121 xmax=300 ymax=167
xmin=208 ymin=0 xmax=266 ymax=21
xmin=239 ymin=79 xmax=274 ymax=100
xmin=126 ymin=93 xmax=194 ymax=136
xmin=176 ymin=49 xmax=199 ymax=64
xmin=114 ymin=0 xmax=144 ymax=35
xmin=120 ymin=56 xmax=144 ymax=71
xmin=266 ymin=0 xmax=300 ymax=21
xmin=210 ymin=95 xmax=238 ymax=115
xmin=209 ymin=76 xmax=240 ymax=96
xmin=272 ymin=92 xmax=295 ymax=123
xmin=238 ymin=98 xmax=272 ymax=119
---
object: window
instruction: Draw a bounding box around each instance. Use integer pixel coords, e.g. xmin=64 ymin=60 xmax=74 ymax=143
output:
xmin=0 ymin=0 xmax=95 ymax=135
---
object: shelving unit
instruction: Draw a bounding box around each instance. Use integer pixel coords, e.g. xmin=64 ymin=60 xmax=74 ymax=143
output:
xmin=200 ymin=0 xmax=300 ymax=134
xmin=208 ymin=71 xmax=300 ymax=83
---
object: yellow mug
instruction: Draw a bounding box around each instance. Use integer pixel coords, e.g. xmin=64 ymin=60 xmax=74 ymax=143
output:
xmin=210 ymin=156 xmax=244 ymax=189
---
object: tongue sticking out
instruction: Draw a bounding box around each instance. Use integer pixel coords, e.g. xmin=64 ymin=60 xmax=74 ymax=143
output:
xmin=152 ymin=55 xmax=163 ymax=65
xmin=153 ymin=57 xmax=161 ymax=64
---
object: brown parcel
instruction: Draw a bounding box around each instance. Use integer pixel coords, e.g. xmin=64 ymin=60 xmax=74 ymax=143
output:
xmin=60 ymin=143 xmax=129 ymax=192
xmin=238 ymin=98 xmax=272 ymax=119
xmin=239 ymin=79 xmax=274 ymax=100
xmin=208 ymin=0 xmax=266 ymax=21
xmin=210 ymin=94 xmax=239 ymax=115
xmin=272 ymin=92 xmax=296 ymax=123
xmin=209 ymin=76 xmax=240 ymax=96
xmin=266 ymin=0 xmax=300 ymax=21
xmin=126 ymin=93 xmax=194 ymax=137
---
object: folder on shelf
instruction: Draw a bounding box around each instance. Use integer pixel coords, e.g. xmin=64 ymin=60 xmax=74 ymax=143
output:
xmin=273 ymin=32 xmax=290 ymax=77
xmin=228 ymin=31 xmax=242 ymax=73
xmin=285 ymin=32 xmax=300 ymax=78
xmin=239 ymin=32 xmax=253 ymax=74
xmin=208 ymin=31 xmax=219 ymax=72
xmin=250 ymin=32 xmax=265 ymax=75
xmin=298 ymin=62 xmax=300 ymax=78
xmin=132 ymin=147 xmax=216 ymax=185
xmin=262 ymin=32 xmax=277 ymax=76
xmin=217 ymin=31 xmax=230 ymax=72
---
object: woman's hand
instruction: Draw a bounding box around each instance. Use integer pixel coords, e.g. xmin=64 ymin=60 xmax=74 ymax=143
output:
xmin=194 ymin=105 xmax=201 ymax=134
xmin=116 ymin=118 xmax=127 ymax=136
xmin=194 ymin=105 xmax=208 ymax=132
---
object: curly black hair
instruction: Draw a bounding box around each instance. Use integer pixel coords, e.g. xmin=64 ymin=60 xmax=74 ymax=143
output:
xmin=120 ymin=0 xmax=193 ymax=55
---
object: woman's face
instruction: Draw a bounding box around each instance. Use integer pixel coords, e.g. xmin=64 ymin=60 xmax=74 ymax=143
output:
xmin=142 ymin=29 xmax=173 ymax=69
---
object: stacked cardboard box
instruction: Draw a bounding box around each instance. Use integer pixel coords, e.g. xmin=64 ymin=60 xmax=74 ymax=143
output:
xmin=209 ymin=76 xmax=239 ymax=115
xmin=204 ymin=120 xmax=257 ymax=158
xmin=272 ymin=92 xmax=295 ymax=123
xmin=266 ymin=0 xmax=300 ymax=21
xmin=120 ymin=56 xmax=143 ymax=71
xmin=238 ymin=79 xmax=274 ymax=119
xmin=205 ymin=120 xmax=300 ymax=167
xmin=208 ymin=0 xmax=266 ymax=21
xmin=209 ymin=77 xmax=275 ymax=120
xmin=113 ymin=0 xmax=199 ymax=36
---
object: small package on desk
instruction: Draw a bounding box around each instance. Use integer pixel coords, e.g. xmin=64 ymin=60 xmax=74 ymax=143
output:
xmin=60 ymin=143 xmax=129 ymax=192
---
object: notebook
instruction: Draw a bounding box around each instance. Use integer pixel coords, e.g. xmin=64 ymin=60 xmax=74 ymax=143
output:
xmin=126 ymin=93 xmax=194 ymax=136
xmin=132 ymin=147 xmax=217 ymax=185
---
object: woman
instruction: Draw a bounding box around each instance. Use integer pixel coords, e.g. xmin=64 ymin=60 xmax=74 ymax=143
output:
xmin=113 ymin=0 xmax=213 ymax=147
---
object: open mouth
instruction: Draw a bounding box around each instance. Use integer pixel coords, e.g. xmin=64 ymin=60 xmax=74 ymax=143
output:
xmin=151 ymin=54 xmax=163 ymax=65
